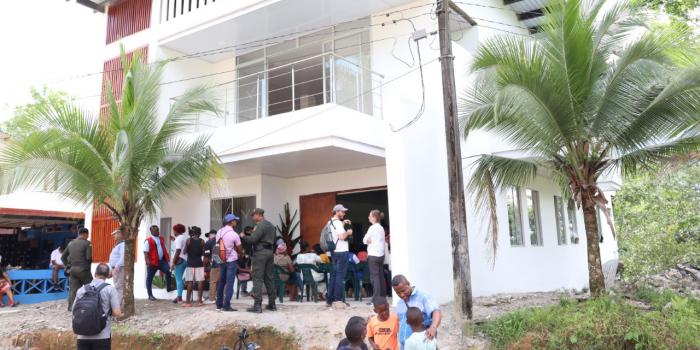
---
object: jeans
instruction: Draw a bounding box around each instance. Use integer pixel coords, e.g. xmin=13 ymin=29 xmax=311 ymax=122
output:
xmin=174 ymin=260 xmax=187 ymax=298
xmin=146 ymin=258 xmax=172 ymax=297
xmin=368 ymin=256 xmax=386 ymax=299
xmin=217 ymin=261 xmax=237 ymax=309
xmin=328 ymin=251 xmax=349 ymax=304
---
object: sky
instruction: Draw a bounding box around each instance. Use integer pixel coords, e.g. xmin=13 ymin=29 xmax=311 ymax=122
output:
xmin=0 ymin=0 xmax=106 ymax=123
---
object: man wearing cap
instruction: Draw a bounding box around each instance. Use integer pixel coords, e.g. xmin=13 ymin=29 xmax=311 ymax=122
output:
xmin=242 ymin=208 xmax=277 ymax=313
xmin=327 ymin=204 xmax=353 ymax=308
xmin=215 ymin=213 xmax=243 ymax=312
xmin=108 ymin=229 xmax=125 ymax=305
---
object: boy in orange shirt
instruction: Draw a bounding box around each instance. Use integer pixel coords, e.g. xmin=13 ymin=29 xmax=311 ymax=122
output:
xmin=367 ymin=297 xmax=399 ymax=350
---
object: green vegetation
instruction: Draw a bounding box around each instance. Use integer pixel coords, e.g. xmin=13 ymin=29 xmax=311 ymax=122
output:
xmin=631 ymin=0 xmax=700 ymax=20
xmin=0 ymin=47 xmax=222 ymax=317
xmin=460 ymin=0 xmax=700 ymax=296
xmin=615 ymin=164 xmax=700 ymax=280
xmin=2 ymin=88 xmax=70 ymax=139
xmin=481 ymin=291 xmax=700 ymax=350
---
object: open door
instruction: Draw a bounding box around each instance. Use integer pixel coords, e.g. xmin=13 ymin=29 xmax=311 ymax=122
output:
xmin=299 ymin=192 xmax=337 ymax=245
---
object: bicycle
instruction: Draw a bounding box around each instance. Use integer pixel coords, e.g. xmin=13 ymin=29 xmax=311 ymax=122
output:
xmin=220 ymin=327 xmax=261 ymax=350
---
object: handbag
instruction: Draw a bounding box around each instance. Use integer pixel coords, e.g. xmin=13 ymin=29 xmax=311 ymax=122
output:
xmin=218 ymin=231 xmax=228 ymax=261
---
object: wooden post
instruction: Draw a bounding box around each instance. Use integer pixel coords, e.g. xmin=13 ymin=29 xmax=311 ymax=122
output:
xmin=436 ymin=0 xmax=473 ymax=319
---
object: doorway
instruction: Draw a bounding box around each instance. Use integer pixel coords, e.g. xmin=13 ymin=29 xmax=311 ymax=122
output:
xmin=299 ymin=188 xmax=388 ymax=254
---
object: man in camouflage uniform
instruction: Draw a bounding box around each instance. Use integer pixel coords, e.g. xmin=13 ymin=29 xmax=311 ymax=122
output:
xmin=242 ymin=208 xmax=276 ymax=313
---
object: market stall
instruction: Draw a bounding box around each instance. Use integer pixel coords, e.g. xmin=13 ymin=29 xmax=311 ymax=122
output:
xmin=0 ymin=208 xmax=84 ymax=304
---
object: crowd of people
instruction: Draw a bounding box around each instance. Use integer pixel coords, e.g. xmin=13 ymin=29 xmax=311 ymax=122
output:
xmin=54 ymin=203 xmax=441 ymax=350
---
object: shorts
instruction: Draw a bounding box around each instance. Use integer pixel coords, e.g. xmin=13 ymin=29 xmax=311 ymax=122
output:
xmin=184 ymin=267 xmax=205 ymax=282
xmin=0 ymin=279 xmax=9 ymax=292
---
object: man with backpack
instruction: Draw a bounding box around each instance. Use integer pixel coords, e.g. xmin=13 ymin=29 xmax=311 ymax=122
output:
xmin=215 ymin=213 xmax=243 ymax=312
xmin=323 ymin=204 xmax=353 ymax=308
xmin=72 ymin=263 xmax=122 ymax=350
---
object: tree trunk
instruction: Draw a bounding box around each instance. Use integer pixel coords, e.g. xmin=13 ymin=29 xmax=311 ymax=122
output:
xmin=581 ymin=196 xmax=606 ymax=296
xmin=122 ymin=225 xmax=136 ymax=317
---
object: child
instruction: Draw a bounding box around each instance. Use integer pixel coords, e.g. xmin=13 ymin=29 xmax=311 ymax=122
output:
xmin=0 ymin=263 xmax=18 ymax=307
xmin=367 ymin=297 xmax=399 ymax=350
xmin=404 ymin=307 xmax=437 ymax=350
xmin=183 ymin=226 xmax=205 ymax=307
xmin=337 ymin=316 xmax=368 ymax=350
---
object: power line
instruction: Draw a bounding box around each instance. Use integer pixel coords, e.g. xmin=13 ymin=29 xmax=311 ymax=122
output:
xmin=37 ymin=7 xmax=437 ymax=86
xmin=71 ymin=29 xmax=430 ymax=103
xmin=217 ymin=57 xmax=440 ymax=155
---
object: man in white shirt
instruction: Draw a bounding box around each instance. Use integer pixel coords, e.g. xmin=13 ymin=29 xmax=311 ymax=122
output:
xmin=108 ymin=229 xmax=125 ymax=305
xmin=295 ymin=240 xmax=326 ymax=300
xmin=50 ymin=243 xmax=65 ymax=290
xmin=326 ymin=204 xmax=353 ymax=308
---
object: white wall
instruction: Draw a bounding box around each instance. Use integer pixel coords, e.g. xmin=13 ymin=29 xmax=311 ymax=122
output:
xmin=369 ymin=0 xmax=455 ymax=305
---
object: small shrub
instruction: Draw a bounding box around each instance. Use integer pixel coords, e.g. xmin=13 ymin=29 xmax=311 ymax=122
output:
xmin=481 ymin=292 xmax=700 ymax=350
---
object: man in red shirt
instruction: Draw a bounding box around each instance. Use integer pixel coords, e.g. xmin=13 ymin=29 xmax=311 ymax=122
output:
xmin=143 ymin=225 xmax=174 ymax=300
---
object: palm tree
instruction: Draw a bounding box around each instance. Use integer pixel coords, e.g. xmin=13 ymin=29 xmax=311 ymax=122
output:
xmin=0 ymin=49 xmax=223 ymax=316
xmin=460 ymin=0 xmax=700 ymax=296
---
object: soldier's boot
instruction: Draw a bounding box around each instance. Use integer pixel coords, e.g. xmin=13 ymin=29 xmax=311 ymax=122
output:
xmin=247 ymin=302 xmax=262 ymax=313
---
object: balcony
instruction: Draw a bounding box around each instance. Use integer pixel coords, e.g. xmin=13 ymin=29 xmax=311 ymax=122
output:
xmin=176 ymin=51 xmax=383 ymax=133
xmin=155 ymin=0 xmax=414 ymax=61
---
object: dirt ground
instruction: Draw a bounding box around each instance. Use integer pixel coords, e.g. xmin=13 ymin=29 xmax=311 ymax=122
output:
xmin=0 ymin=292 xmax=566 ymax=349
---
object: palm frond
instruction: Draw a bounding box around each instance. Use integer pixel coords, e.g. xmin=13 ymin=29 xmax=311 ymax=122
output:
xmin=466 ymin=155 xmax=538 ymax=263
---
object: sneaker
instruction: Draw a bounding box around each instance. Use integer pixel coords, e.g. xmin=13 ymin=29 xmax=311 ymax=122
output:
xmin=148 ymin=296 xmax=157 ymax=301
xmin=222 ymin=307 xmax=237 ymax=312
xmin=216 ymin=307 xmax=222 ymax=312
xmin=265 ymin=304 xmax=277 ymax=311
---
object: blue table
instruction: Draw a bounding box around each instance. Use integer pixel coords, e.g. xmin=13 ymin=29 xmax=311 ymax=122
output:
xmin=4 ymin=269 xmax=68 ymax=305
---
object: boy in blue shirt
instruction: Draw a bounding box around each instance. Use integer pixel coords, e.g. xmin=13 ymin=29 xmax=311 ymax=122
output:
xmin=391 ymin=275 xmax=442 ymax=350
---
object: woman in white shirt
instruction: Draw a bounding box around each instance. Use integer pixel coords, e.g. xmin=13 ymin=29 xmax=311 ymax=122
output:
xmin=362 ymin=209 xmax=386 ymax=301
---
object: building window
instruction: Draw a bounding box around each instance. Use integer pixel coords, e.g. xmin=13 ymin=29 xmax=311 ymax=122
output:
xmin=525 ymin=189 xmax=543 ymax=246
xmin=210 ymin=196 xmax=256 ymax=232
xmin=567 ymin=199 xmax=579 ymax=244
xmin=235 ymin=17 xmax=373 ymax=122
xmin=506 ymin=187 xmax=524 ymax=246
xmin=596 ymin=207 xmax=604 ymax=243
xmin=554 ymin=196 xmax=567 ymax=245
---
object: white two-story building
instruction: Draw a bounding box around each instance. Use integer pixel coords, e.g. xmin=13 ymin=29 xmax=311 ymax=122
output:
xmin=72 ymin=0 xmax=619 ymax=303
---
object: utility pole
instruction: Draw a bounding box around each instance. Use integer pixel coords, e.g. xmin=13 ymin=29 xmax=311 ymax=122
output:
xmin=436 ymin=0 xmax=473 ymax=319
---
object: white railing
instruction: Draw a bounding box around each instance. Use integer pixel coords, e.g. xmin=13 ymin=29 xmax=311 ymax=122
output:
xmin=179 ymin=52 xmax=384 ymax=133
xmin=160 ymin=0 xmax=217 ymax=23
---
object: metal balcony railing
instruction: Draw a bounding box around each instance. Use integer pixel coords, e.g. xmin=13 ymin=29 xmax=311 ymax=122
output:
xmin=160 ymin=0 xmax=217 ymax=23
xmin=177 ymin=52 xmax=384 ymax=133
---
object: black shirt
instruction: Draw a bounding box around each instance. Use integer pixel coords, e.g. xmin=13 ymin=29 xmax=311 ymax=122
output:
xmin=186 ymin=238 xmax=204 ymax=268
xmin=336 ymin=339 xmax=368 ymax=350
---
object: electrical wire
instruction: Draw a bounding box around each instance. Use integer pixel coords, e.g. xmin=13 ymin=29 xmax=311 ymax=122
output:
xmin=34 ymin=7 xmax=437 ymax=86
xmin=217 ymin=56 xmax=439 ymax=154
xmin=387 ymin=17 xmax=427 ymax=133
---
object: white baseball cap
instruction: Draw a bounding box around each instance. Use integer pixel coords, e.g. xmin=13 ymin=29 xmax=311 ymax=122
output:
xmin=332 ymin=204 xmax=349 ymax=212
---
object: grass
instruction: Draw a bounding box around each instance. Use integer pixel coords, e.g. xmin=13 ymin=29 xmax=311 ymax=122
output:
xmin=480 ymin=290 xmax=700 ymax=350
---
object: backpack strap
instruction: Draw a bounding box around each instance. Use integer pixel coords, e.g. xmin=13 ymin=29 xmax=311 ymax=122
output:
xmin=94 ymin=282 xmax=111 ymax=316
xmin=329 ymin=219 xmax=340 ymax=245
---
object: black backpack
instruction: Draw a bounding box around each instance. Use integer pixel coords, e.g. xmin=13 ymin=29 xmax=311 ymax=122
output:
xmin=72 ymin=283 xmax=110 ymax=336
